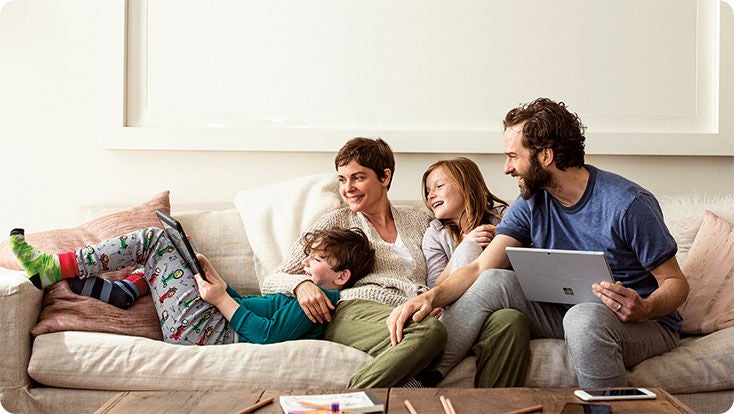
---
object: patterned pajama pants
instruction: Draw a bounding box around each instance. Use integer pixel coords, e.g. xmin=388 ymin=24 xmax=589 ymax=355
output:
xmin=75 ymin=227 xmax=235 ymax=345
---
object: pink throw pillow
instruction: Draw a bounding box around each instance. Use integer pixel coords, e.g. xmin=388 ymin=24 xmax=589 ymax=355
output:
xmin=679 ymin=210 xmax=734 ymax=334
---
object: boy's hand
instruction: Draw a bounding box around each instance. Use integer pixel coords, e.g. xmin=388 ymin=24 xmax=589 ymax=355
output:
xmin=193 ymin=253 xmax=240 ymax=321
xmin=194 ymin=253 xmax=227 ymax=307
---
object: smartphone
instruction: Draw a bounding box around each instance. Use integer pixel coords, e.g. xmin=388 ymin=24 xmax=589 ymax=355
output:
xmin=561 ymin=403 xmax=611 ymax=414
xmin=574 ymin=387 xmax=656 ymax=401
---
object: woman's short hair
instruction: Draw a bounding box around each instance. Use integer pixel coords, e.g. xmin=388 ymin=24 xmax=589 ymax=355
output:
xmin=335 ymin=137 xmax=395 ymax=190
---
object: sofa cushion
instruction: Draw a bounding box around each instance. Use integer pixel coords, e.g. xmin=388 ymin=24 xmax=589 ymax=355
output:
xmin=28 ymin=332 xmax=372 ymax=391
xmin=523 ymin=338 xmax=578 ymax=387
xmin=628 ymin=326 xmax=734 ymax=393
xmin=439 ymin=338 xmax=579 ymax=388
xmin=679 ymin=210 xmax=734 ymax=334
xmin=30 ymin=279 xmax=163 ymax=340
xmin=0 ymin=271 xmax=43 ymax=394
xmin=175 ymin=209 xmax=257 ymax=295
xmin=658 ymin=194 xmax=734 ymax=264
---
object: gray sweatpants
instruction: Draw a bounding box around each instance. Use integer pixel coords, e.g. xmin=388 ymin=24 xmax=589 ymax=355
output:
xmin=438 ymin=268 xmax=679 ymax=387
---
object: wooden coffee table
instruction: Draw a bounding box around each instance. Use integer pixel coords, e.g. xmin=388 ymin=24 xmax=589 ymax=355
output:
xmin=390 ymin=388 xmax=693 ymax=414
xmin=95 ymin=387 xmax=693 ymax=413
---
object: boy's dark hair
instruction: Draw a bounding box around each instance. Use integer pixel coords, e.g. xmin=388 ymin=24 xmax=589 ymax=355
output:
xmin=503 ymin=97 xmax=587 ymax=171
xmin=302 ymin=227 xmax=375 ymax=288
xmin=334 ymin=137 xmax=395 ymax=190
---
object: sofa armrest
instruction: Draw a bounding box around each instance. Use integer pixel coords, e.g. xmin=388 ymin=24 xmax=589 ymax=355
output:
xmin=0 ymin=268 xmax=42 ymax=409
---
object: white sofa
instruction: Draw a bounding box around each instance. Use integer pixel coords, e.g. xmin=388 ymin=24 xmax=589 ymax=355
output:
xmin=1 ymin=178 xmax=733 ymax=414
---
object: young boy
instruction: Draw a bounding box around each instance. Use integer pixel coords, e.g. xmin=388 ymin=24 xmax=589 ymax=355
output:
xmin=9 ymin=226 xmax=374 ymax=345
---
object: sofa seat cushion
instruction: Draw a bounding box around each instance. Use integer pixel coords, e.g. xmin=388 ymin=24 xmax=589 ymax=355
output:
xmin=628 ymin=326 xmax=734 ymax=393
xmin=439 ymin=338 xmax=579 ymax=388
xmin=28 ymin=332 xmax=371 ymax=391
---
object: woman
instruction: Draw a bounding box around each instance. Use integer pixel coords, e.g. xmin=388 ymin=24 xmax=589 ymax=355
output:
xmin=261 ymin=137 xmax=446 ymax=388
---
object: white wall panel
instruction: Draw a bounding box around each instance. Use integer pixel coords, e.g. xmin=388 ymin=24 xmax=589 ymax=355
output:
xmin=99 ymin=0 xmax=732 ymax=155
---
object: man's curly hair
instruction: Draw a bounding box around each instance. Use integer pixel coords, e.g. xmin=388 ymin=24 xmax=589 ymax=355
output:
xmin=503 ymin=97 xmax=587 ymax=171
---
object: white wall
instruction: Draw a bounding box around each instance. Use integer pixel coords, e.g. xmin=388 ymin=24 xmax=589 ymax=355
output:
xmin=1 ymin=0 xmax=733 ymax=234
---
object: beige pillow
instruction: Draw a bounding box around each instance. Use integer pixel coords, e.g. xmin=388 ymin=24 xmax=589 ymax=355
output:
xmin=175 ymin=209 xmax=258 ymax=295
xmin=0 ymin=191 xmax=170 ymax=339
xmin=233 ymin=173 xmax=344 ymax=280
xmin=679 ymin=210 xmax=734 ymax=334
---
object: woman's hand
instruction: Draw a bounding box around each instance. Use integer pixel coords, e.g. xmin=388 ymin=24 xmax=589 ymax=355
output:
xmin=462 ymin=224 xmax=496 ymax=247
xmin=294 ymin=280 xmax=335 ymax=324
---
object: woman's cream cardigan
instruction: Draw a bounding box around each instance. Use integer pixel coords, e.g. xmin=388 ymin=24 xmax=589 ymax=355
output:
xmin=260 ymin=205 xmax=431 ymax=307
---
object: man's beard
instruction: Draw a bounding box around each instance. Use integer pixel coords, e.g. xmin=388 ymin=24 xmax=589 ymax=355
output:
xmin=519 ymin=156 xmax=552 ymax=200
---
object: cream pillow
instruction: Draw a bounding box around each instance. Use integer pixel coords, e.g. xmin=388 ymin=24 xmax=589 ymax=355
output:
xmin=679 ymin=210 xmax=734 ymax=334
xmin=233 ymin=173 xmax=344 ymax=280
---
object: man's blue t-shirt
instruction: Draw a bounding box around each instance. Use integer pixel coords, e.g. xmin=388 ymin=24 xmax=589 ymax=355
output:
xmin=496 ymin=165 xmax=682 ymax=331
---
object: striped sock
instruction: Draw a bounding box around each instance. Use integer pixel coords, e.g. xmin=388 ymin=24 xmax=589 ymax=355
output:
xmin=9 ymin=228 xmax=78 ymax=289
xmin=68 ymin=269 xmax=149 ymax=309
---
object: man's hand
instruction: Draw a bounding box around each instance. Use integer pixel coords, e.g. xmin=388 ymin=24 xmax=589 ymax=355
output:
xmin=592 ymin=280 xmax=652 ymax=322
xmin=294 ymin=280 xmax=334 ymax=323
xmin=386 ymin=293 xmax=435 ymax=346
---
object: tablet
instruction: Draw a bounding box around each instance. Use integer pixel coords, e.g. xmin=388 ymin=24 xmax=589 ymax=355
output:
xmin=156 ymin=209 xmax=207 ymax=281
xmin=506 ymin=247 xmax=615 ymax=304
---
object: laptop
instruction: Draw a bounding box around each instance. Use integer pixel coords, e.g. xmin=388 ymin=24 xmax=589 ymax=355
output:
xmin=505 ymin=247 xmax=615 ymax=305
xmin=156 ymin=209 xmax=207 ymax=281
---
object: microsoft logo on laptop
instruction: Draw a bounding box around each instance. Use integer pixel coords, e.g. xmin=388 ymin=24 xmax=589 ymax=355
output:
xmin=563 ymin=287 xmax=575 ymax=296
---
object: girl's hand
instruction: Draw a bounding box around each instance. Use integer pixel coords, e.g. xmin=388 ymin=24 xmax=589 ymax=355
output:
xmin=194 ymin=253 xmax=228 ymax=307
xmin=462 ymin=224 xmax=496 ymax=247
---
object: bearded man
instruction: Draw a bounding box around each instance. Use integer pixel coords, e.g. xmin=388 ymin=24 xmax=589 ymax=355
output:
xmin=388 ymin=97 xmax=690 ymax=387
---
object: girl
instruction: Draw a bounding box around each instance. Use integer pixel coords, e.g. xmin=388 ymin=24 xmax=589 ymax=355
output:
xmin=421 ymin=157 xmax=509 ymax=287
xmin=416 ymin=157 xmax=529 ymax=388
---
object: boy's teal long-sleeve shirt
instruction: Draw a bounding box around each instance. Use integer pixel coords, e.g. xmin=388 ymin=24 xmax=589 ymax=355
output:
xmin=225 ymin=286 xmax=339 ymax=344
